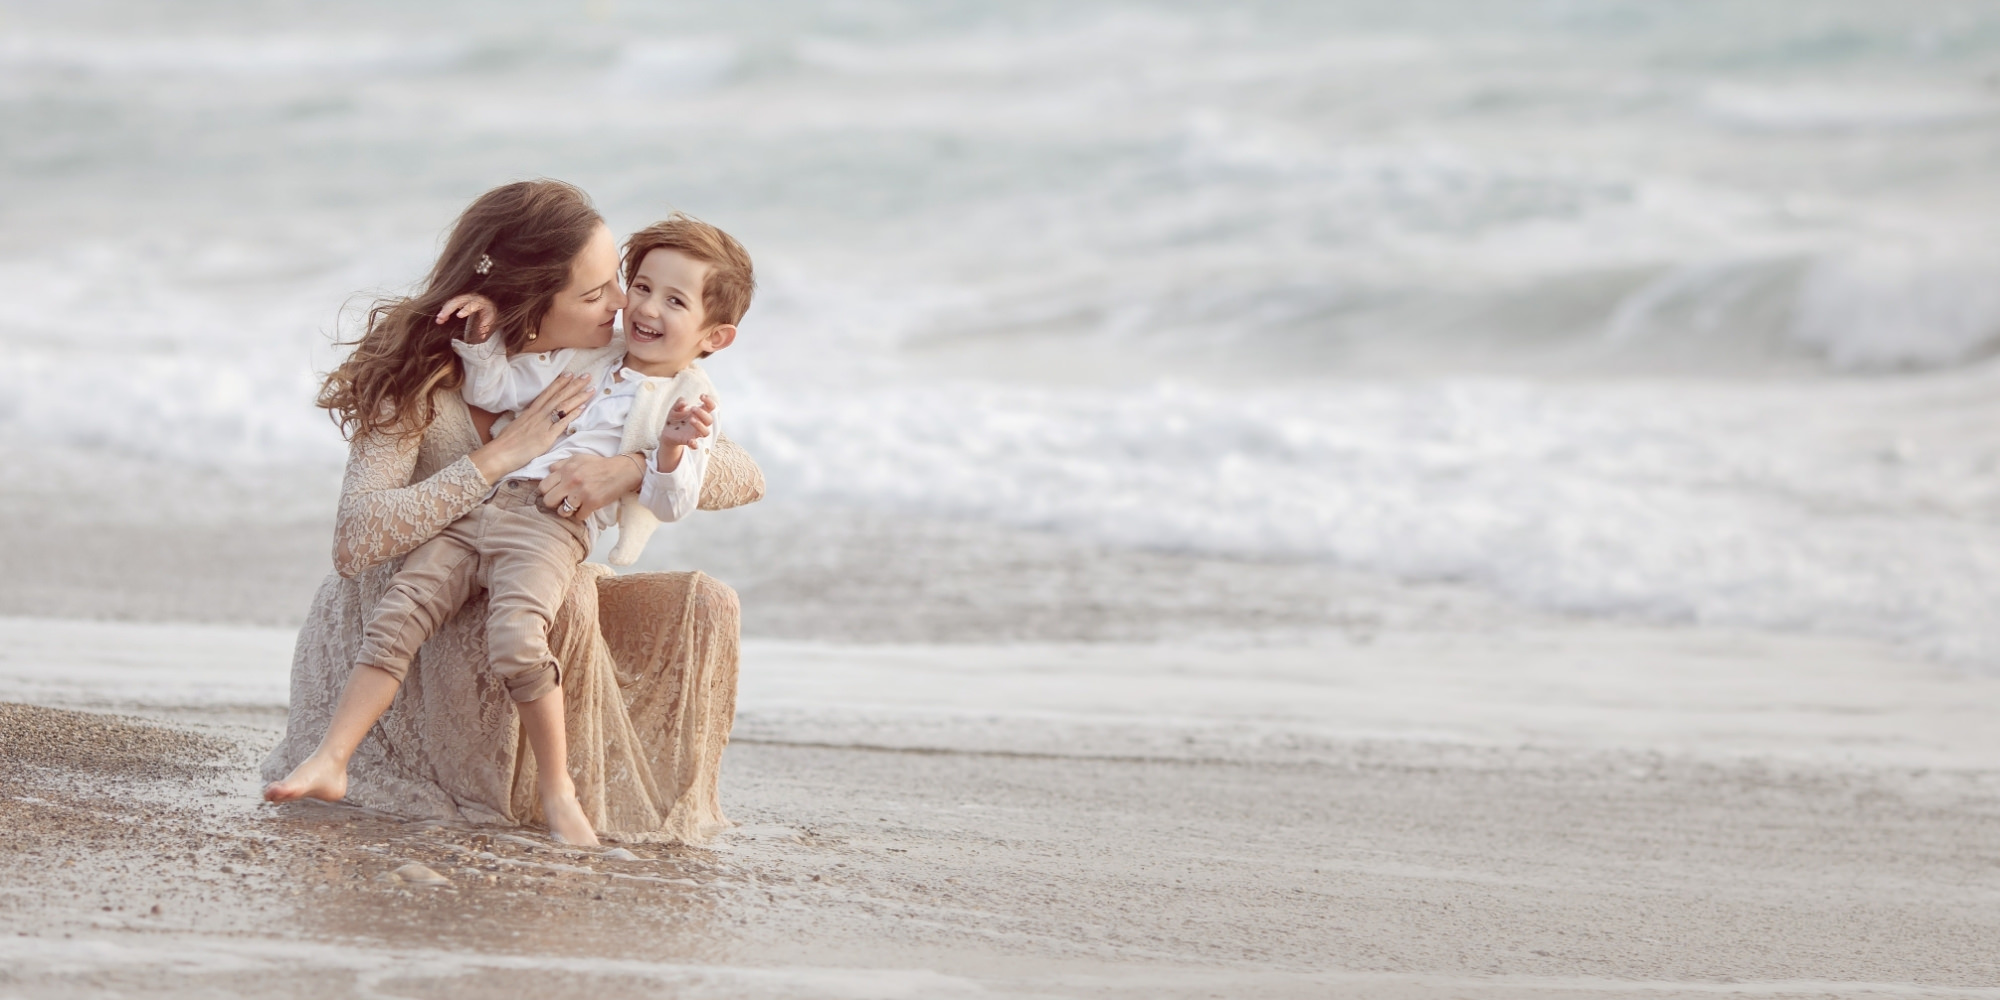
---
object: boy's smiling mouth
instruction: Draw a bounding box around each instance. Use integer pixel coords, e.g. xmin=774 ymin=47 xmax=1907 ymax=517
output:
xmin=629 ymin=319 xmax=664 ymax=344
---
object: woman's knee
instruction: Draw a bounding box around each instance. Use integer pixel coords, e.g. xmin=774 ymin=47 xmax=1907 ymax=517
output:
xmin=688 ymin=574 xmax=740 ymax=627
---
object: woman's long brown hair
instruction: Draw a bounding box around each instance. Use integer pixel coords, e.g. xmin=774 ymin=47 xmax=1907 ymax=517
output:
xmin=318 ymin=180 xmax=603 ymax=442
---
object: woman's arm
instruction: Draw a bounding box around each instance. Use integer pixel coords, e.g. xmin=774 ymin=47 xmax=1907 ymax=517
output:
xmin=331 ymin=428 xmax=486 ymax=578
xmin=697 ymin=434 xmax=765 ymax=510
xmin=536 ymin=451 xmax=646 ymax=522
xmin=332 ymin=376 xmax=597 ymax=577
xmin=537 ymin=396 xmax=726 ymax=521
xmin=535 ymin=430 xmax=765 ymax=523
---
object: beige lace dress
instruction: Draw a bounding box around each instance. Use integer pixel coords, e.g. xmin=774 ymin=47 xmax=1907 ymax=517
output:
xmin=260 ymin=387 xmax=765 ymax=843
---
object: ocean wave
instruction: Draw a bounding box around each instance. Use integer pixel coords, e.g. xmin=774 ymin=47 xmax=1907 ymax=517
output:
xmin=1701 ymin=84 xmax=2000 ymax=133
xmin=1791 ymin=250 xmax=2000 ymax=368
xmin=9 ymin=0 xmax=2000 ymax=671
xmin=0 ymin=34 xmax=460 ymax=79
xmin=729 ymin=370 xmax=2000 ymax=667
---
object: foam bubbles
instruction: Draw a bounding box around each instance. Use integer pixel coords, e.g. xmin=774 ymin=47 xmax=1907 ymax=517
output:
xmin=1791 ymin=250 xmax=2000 ymax=369
xmin=734 ymin=371 xmax=2000 ymax=666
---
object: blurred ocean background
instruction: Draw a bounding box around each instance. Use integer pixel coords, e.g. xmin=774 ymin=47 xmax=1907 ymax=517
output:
xmin=4 ymin=0 xmax=2000 ymax=664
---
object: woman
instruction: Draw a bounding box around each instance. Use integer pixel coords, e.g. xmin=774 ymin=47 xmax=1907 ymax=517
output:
xmin=261 ymin=180 xmax=763 ymax=842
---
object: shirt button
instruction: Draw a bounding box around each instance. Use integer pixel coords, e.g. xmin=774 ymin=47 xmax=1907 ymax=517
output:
xmin=539 ymin=352 xmax=550 ymax=362
xmin=602 ymin=388 xmax=610 ymax=395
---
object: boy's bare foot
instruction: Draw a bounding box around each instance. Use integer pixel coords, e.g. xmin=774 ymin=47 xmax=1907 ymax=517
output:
xmin=262 ymin=753 xmax=349 ymax=804
xmin=544 ymin=791 xmax=599 ymax=847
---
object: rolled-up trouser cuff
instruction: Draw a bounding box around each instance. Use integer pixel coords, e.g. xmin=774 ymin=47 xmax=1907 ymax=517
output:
xmin=353 ymin=658 xmax=410 ymax=684
xmin=504 ymin=661 xmax=561 ymax=703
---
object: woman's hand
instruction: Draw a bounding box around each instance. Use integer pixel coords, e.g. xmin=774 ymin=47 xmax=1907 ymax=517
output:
xmin=538 ymin=452 xmax=646 ymax=520
xmin=436 ymin=293 xmax=500 ymax=342
xmin=467 ymin=374 xmax=595 ymax=484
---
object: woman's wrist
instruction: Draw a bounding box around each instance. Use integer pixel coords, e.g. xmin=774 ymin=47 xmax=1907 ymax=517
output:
xmin=467 ymin=442 xmax=522 ymax=485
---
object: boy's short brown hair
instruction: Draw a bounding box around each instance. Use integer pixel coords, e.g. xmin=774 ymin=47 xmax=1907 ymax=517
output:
xmin=622 ymin=213 xmax=755 ymax=328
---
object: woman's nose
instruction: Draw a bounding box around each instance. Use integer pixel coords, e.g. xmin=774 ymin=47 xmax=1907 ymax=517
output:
xmin=608 ymin=285 xmax=629 ymax=311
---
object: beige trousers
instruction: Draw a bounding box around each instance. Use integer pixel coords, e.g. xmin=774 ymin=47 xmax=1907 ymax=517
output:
xmin=357 ymin=479 xmax=589 ymax=703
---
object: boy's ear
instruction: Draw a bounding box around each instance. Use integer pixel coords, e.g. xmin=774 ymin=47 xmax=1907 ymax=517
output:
xmin=700 ymin=323 xmax=738 ymax=355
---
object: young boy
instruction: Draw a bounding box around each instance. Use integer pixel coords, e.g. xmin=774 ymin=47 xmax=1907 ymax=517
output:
xmin=265 ymin=215 xmax=754 ymax=846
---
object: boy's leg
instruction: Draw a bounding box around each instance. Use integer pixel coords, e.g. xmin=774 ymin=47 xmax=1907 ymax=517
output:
xmin=264 ymin=521 xmax=483 ymax=804
xmin=356 ymin=523 xmax=485 ymax=685
xmin=479 ymin=502 xmax=595 ymax=844
xmin=515 ymin=687 xmax=596 ymax=845
xmin=261 ymin=663 xmax=402 ymax=803
xmin=477 ymin=511 xmax=584 ymax=705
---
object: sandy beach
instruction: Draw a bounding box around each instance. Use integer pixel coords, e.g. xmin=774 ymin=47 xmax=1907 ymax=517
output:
xmin=4 ymin=577 xmax=1998 ymax=998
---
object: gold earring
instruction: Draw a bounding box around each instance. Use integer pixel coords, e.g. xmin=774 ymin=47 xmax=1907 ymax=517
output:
xmin=527 ymin=331 xmax=537 ymax=341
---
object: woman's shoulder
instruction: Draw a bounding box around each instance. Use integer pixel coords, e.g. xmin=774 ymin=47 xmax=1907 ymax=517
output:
xmin=345 ymin=388 xmax=478 ymax=472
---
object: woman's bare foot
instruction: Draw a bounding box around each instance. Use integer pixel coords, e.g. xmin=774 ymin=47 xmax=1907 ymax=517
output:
xmin=543 ymin=790 xmax=599 ymax=846
xmin=262 ymin=752 xmax=349 ymax=803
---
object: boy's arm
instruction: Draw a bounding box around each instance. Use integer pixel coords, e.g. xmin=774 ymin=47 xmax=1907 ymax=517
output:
xmin=634 ymin=441 xmax=709 ymax=524
xmin=451 ymin=335 xmax=573 ymax=413
xmin=633 ymin=397 xmax=715 ymax=524
xmin=439 ymin=292 xmax=575 ymax=413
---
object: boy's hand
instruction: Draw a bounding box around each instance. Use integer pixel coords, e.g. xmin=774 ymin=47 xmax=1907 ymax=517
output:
xmin=436 ymin=293 xmax=500 ymax=342
xmin=658 ymin=395 xmax=716 ymax=450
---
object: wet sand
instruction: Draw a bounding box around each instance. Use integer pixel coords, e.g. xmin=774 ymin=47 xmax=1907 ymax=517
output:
xmin=3 ymin=616 xmax=1999 ymax=998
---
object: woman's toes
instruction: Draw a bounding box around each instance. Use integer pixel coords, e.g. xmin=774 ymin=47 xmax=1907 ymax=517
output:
xmin=264 ymin=759 xmax=347 ymax=804
xmin=545 ymin=797 xmax=599 ymax=846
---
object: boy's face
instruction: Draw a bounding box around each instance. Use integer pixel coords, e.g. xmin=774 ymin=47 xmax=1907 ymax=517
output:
xmin=623 ymin=247 xmax=735 ymax=375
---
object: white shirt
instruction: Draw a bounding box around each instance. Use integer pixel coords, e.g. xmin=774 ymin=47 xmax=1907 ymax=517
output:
xmin=453 ymin=339 xmax=580 ymax=414
xmin=453 ymin=337 xmax=709 ymax=537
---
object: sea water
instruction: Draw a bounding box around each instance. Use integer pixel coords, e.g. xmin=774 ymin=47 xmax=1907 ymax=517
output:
xmin=3 ymin=1 xmax=1999 ymax=662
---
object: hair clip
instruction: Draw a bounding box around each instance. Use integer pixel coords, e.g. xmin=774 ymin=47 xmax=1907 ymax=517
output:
xmin=474 ymin=254 xmax=494 ymax=276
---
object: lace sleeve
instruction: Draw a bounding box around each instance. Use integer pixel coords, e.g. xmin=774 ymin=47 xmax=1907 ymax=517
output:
xmin=331 ymin=427 xmax=492 ymax=578
xmin=697 ymin=433 xmax=765 ymax=511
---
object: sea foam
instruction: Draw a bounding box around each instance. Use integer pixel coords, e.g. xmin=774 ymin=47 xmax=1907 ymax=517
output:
xmin=729 ymin=368 xmax=2000 ymax=665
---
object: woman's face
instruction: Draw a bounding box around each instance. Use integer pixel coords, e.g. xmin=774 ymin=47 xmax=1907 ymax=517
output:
xmin=531 ymin=222 xmax=624 ymax=351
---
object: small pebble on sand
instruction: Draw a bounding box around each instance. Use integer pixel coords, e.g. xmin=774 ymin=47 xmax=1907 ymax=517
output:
xmin=391 ymin=863 xmax=449 ymax=886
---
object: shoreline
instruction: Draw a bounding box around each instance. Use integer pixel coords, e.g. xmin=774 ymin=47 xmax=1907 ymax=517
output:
xmin=3 ymin=615 xmax=1998 ymax=997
